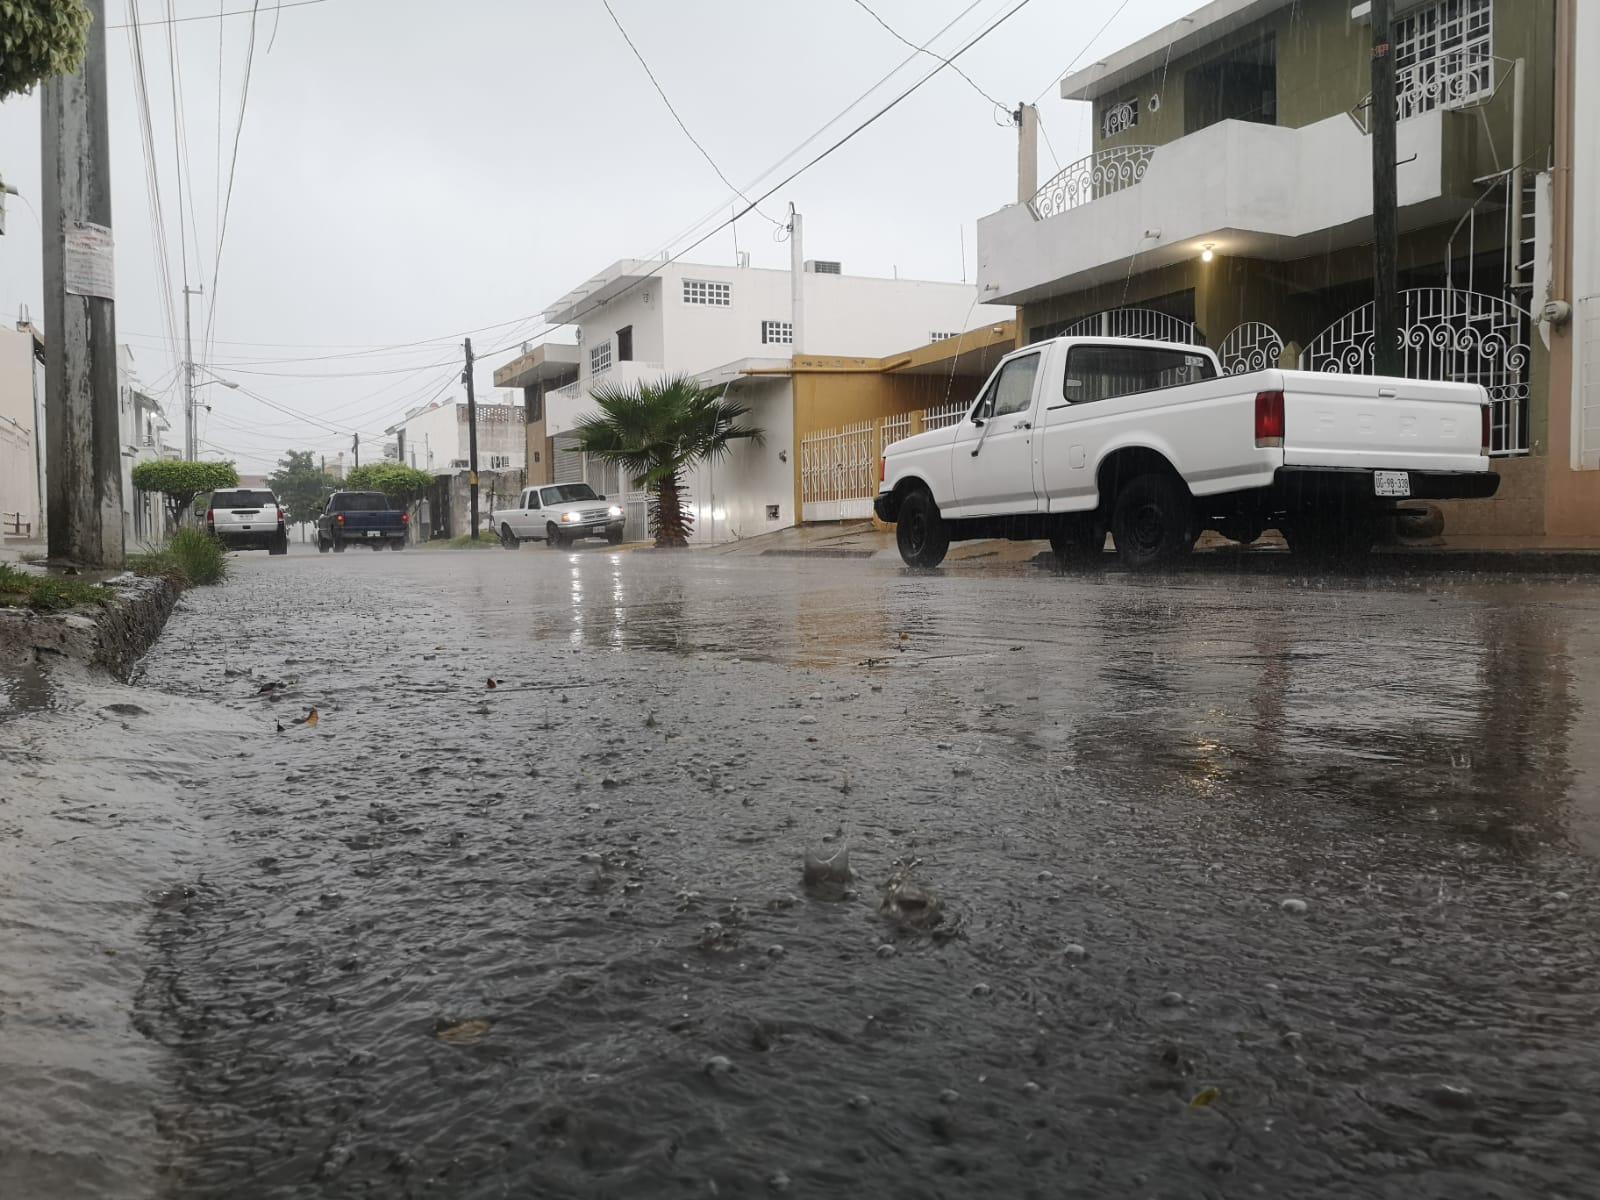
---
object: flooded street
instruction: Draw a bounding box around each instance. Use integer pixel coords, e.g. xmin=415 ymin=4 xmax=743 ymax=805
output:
xmin=9 ymin=545 xmax=1600 ymax=1198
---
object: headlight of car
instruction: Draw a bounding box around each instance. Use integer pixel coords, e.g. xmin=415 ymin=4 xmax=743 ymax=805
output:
xmin=560 ymin=510 xmax=581 ymax=523
xmin=607 ymin=506 xmax=623 ymax=518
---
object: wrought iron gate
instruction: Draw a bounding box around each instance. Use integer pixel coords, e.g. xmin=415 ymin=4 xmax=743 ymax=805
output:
xmin=1300 ymin=288 xmax=1530 ymax=455
xmin=1218 ymin=322 xmax=1287 ymax=375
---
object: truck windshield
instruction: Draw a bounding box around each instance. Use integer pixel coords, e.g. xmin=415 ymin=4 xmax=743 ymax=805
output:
xmin=329 ymin=493 xmax=391 ymax=512
xmin=540 ymin=484 xmax=599 ymax=505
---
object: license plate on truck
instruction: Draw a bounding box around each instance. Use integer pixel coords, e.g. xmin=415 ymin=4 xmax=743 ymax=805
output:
xmin=1374 ymin=470 xmax=1411 ymax=497
xmin=366 ymin=530 xmax=383 ymax=537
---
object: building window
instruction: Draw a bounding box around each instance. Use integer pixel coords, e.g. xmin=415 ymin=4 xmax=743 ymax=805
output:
xmin=761 ymin=319 xmax=793 ymax=345
xmin=616 ymin=325 xmax=633 ymax=361
xmin=929 ymin=330 xmax=957 ymax=343
xmin=1183 ymin=35 xmax=1276 ymax=135
xmin=1100 ymin=96 xmax=1139 ymax=139
xmin=683 ymin=279 xmax=731 ymax=306
xmin=1395 ymin=0 xmax=1493 ymax=119
xmin=589 ymin=340 xmax=612 ymax=375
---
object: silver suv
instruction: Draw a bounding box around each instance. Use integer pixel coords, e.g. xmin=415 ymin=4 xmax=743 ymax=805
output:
xmin=206 ymin=488 xmax=289 ymax=555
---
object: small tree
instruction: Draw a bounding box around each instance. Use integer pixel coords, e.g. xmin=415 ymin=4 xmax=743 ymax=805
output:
xmin=345 ymin=463 xmax=434 ymax=506
xmin=132 ymin=460 xmax=239 ymax=529
xmin=573 ymin=374 xmax=762 ymax=547
xmin=1 ymin=1 xmax=92 ymax=101
xmin=268 ymin=450 xmax=332 ymax=528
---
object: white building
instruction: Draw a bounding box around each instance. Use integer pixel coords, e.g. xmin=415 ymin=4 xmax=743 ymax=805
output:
xmin=534 ymin=255 xmax=1007 ymax=542
xmin=395 ymin=393 xmax=525 ymax=474
xmin=117 ymin=345 xmax=174 ymax=548
xmin=0 ymin=322 xmax=45 ymax=542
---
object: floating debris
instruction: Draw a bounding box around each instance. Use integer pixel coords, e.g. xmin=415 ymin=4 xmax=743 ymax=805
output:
xmin=435 ymin=1018 xmax=491 ymax=1044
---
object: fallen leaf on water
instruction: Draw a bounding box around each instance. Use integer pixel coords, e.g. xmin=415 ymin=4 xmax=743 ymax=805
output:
xmin=1189 ymin=1087 xmax=1221 ymax=1109
xmin=292 ymin=706 xmax=319 ymax=727
xmin=486 ymin=678 xmax=498 ymax=689
xmin=898 ymin=631 xmax=910 ymax=641
xmin=436 ymin=1018 xmax=491 ymax=1044
xmin=275 ymin=720 xmax=285 ymax=733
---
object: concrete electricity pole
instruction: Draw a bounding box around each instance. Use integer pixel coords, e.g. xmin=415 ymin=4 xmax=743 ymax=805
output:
xmin=788 ymin=205 xmax=804 ymax=355
xmin=40 ymin=0 xmax=123 ymax=568
xmin=183 ymin=284 xmax=202 ymax=458
xmin=1370 ymin=0 xmax=1402 ymax=377
xmin=463 ymin=338 xmax=480 ymax=540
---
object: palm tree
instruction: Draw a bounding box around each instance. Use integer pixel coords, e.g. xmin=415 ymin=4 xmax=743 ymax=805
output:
xmin=572 ymin=374 xmax=763 ymax=547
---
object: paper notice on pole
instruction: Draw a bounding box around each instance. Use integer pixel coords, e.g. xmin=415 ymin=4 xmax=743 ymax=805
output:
xmin=64 ymin=222 xmax=115 ymax=300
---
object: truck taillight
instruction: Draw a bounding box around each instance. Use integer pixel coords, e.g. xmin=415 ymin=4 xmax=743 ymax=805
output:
xmin=276 ymin=508 xmax=285 ymax=526
xmin=401 ymin=511 xmax=410 ymax=524
xmin=1254 ymin=390 xmax=1285 ymax=448
xmin=336 ymin=513 xmax=345 ymax=526
xmin=879 ymin=457 xmax=886 ymax=484
xmin=1481 ymin=404 xmax=1492 ymax=455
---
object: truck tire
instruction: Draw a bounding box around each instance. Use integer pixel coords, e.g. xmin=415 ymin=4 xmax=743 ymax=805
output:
xmin=606 ymin=529 xmax=624 ymax=546
xmin=269 ymin=533 xmax=288 ymax=556
xmin=500 ymin=523 xmax=519 ymax=549
xmin=895 ymin=488 xmax=950 ymax=568
xmin=1110 ymin=473 xmax=1196 ymax=569
xmin=332 ymin=537 xmax=346 ymax=553
xmin=1049 ymin=517 xmax=1105 ymax=564
xmin=390 ymin=539 xmax=405 ymax=551
xmin=317 ymin=538 xmax=330 ymax=554
xmin=546 ymin=524 xmax=565 ymax=549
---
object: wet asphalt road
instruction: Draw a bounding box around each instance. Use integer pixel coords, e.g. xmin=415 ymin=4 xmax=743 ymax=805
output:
xmin=15 ymin=540 xmax=1600 ymax=1198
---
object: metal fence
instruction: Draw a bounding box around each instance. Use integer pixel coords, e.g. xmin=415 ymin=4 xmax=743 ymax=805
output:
xmin=1300 ymin=288 xmax=1530 ymax=455
xmin=1218 ymin=322 xmax=1287 ymax=375
xmin=798 ymin=403 xmax=970 ymax=522
xmin=1029 ymin=145 xmax=1157 ymax=219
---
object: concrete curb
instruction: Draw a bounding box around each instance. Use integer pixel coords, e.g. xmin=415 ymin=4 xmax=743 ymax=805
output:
xmin=1026 ymin=548 xmax=1600 ymax=575
xmin=0 ymin=573 xmax=179 ymax=680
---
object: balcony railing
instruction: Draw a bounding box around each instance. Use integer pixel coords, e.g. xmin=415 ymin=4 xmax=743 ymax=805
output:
xmin=1029 ymin=145 xmax=1157 ymax=219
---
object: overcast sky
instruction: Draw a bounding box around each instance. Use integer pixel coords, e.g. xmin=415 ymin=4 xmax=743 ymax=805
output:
xmin=0 ymin=0 xmax=1195 ymax=473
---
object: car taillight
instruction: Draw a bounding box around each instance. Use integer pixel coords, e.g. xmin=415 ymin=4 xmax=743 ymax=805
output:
xmin=276 ymin=508 xmax=285 ymax=526
xmin=1254 ymin=390 xmax=1285 ymax=448
xmin=1481 ymin=403 xmax=1492 ymax=455
xmin=336 ymin=513 xmax=345 ymax=525
xmin=205 ymin=508 xmax=215 ymax=529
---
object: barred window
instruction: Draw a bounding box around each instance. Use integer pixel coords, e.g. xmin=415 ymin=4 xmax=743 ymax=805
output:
xmin=929 ymin=330 xmax=957 ymax=343
xmin=589 ymin=340 xmax=612 ymax=375
xmin=761 ymin=320 xmax=793 ymax=345
xmin=1395 ymin=0 xmax=1493 ymax=120
xmin=683 ymin=279 xmax=731 ymax=306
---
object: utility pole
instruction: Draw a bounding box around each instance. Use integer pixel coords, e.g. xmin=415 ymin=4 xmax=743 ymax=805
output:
xmin=41 ymin=0 xmax=123 ymax=568
xmin=463 ymin=338 xmax=480 ymax=540
xmin=352 ymin=432 xmax=360 ymax=469
xmin=1370 ymin=0 xmax=1401 ymax=377
xmin=182 ymin=284 xmax=202 ymax=458
xmin=788 ymin=205 xmax=805 ymax=355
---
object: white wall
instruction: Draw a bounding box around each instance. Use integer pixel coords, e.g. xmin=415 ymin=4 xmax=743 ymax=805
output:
xmin=576 ymin=287 xmax=666 ymax=382
xmin=677 ymin=378 xmax=794 ymax=543
xmin=1574 ymin=1 xmax=1600 ymax=470
xmin=0 ymin=328 xmax=41 ymax=537
xmin=401 ymin=402 xmax=526 ymax=471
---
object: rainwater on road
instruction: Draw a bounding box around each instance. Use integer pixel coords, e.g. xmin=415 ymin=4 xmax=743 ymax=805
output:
xmin=8 ymin=542 xmax=1600 ymax=1199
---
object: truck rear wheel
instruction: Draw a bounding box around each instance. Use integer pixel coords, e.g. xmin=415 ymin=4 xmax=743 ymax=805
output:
xmin=269 ymin=533 xmax=288 ymax=556
xmin=1110 ymin=473 xmax=1196 ymax=569
xmin=317 ymin=538 xmax=330 ymax=554
xmin=332 ymin=538 xmax=346 ymax=553
xmin=895 ymin=489 xmax=949 ymax=568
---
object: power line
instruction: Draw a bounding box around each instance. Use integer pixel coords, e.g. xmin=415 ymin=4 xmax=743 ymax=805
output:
xmin=597 ymin=0 xmax=781 ymax=229
xmin=203 ymin=1 xmax=262 ymax=366
xmin=107 ymin=0 xmax=327 ymax=29
xmin=849 ymin=0 xmax=1008 ymax=113
xmin=1032 ymin=0 xmax=1134 ymax=105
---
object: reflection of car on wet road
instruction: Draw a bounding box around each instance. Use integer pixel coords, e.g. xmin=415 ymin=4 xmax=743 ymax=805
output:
xmin=876 ymin=335 xmax=1501 ymax=569
xmin=316 ymin=491 xmax=409 ymax=553
xmin=494 ymin=483 xmax=625 ymax=548
xmin=206 ymin=488 xmax=288 ymax=555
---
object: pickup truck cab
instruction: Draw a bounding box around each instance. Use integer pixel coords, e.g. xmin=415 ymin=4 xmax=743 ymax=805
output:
xmin=206 ymin=487 xmax=288 ymax=555
xmin=495 ymin=483 xmax=625 ymax=549
xmin=875 ymin=336 xmax=1499 ymax=568
xmin=316 ymin=491 xmax=409 ymax=553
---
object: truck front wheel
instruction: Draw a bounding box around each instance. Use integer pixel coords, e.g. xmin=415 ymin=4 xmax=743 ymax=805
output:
xmin=896 ymin=489 xmax=950 ymax=568
xmin=1110 ymin=473 xmax=1196 ymax=569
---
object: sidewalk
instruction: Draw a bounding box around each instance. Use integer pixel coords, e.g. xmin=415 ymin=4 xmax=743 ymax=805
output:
xmin=708 ymin=521 xmax=1600 ymax=572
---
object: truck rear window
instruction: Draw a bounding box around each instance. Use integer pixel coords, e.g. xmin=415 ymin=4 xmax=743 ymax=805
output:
xmin=211 ymin=490 xmax=276 ymax=508
xmin=1065 ymin=345 xmax=1217 ymax=403
xmin=328 ymin=493 xmax=392 ymax=512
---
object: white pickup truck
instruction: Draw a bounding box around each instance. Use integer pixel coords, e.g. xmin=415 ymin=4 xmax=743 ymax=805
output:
xmin=874 ymin=336 xmax=1499 ymax=568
